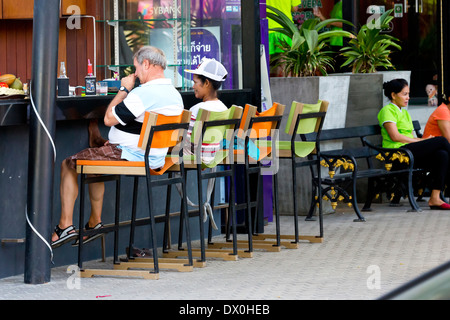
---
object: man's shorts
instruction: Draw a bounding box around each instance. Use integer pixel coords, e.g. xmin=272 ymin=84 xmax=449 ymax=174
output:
xmin=268 ymin=32 xmax=292 ymax=55
xmin=65 ymin=144 xmax=123 ymax=170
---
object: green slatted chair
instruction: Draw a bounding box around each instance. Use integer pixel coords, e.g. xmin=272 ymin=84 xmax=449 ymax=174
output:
xmin=254 ymin=100 xmax=328 ymax=248
xmin=164 ymin=105 xmax=244 ymax=262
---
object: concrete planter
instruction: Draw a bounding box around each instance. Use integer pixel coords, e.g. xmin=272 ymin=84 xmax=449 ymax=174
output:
xmin=270 ymin=76 xmax=350 ymax=216
xmin=269 ymin=70 xmax=411 ymax=216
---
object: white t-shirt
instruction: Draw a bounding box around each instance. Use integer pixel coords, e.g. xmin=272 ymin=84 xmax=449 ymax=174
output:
xmin=108 ymin=78 xmax=183 ymax=168
xmin=186 ymin=100 xmax=228 ymax=164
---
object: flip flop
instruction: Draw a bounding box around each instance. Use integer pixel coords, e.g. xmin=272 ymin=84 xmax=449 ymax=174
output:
xmin=51 ymin=225 xmax=78 ymax=248
xmin=72 ymin=222 xmax=104 ymax=246
xmin=430 ymin=203 xmax=450 ymax=210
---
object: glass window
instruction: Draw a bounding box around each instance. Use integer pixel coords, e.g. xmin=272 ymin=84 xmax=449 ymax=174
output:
xmin=99 ymin=0 xmax=242 ymax=91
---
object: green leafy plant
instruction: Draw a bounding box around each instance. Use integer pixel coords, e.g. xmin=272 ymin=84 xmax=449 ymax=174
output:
xmin=266 ymin=5 xmax=353 ymax=77
xmin=340 ymin=9 xmax=402 ymax=73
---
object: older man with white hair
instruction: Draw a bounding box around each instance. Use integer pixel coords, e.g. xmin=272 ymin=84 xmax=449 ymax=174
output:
xmin=51 ymin=46 xmax=184 ymax=248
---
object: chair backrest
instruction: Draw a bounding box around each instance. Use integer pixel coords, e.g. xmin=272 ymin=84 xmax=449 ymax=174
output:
xmin=189 ymin=105 xmax=243 ymax=167
xmin=240 ymin=102 xmax=286 ymax=139
xmin=191 ymin=105 xmax=243 ymax=146
xmin=285 ymin=100 xmax=329 ymax=136
xmin=138 ymin=109 xmax=191 ymax=150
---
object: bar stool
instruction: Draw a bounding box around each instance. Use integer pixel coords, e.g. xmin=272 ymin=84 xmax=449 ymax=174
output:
xmin=76 ymin=110 xmax=192 ymax=279
xmin=209 ymin=102 xmax=285 ymax=253
xmin=164 ymin=105 xmax=244 ymax=262
xmin=254 ymin=100 xmax=328 ymax=247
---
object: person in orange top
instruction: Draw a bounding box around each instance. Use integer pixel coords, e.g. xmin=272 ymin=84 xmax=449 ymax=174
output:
xmin=423 ymin=98 xmax=450 ymax=142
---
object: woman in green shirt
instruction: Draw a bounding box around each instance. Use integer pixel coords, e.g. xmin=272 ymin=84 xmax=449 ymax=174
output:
xmin=378 ymin=79 xmax=450 ymax=210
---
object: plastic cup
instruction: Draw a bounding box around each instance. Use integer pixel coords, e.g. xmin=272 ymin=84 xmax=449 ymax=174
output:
xmin=96 ymin=81 xmax=108 ymax=96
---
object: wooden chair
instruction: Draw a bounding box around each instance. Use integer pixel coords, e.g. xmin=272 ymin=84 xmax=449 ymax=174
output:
xmin=164 ymin=105 xmax=244 ymax=262
xmin=208 ymin=102 xmax=285 ymax=253
xmin=76 ymin=110 xmax=193 ymax=279
xmin=254 ymin=100 xmax=328 ymax=247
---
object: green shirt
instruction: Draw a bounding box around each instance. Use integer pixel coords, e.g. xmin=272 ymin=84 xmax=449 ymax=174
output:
xmin=378 ymin=103 xmax=414 ymax=149
xmin=267 ymin=0 xmax=301 ymax=32
xmin=329 ymin=0 xmax=343 ymax=46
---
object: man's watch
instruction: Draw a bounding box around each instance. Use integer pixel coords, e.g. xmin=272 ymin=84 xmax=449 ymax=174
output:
xmin=119 ymin=86 xmax=129 ymax=94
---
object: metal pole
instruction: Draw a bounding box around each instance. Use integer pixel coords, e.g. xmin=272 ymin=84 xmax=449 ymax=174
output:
xmin=24 ymin=0 xmax=60 ymax=284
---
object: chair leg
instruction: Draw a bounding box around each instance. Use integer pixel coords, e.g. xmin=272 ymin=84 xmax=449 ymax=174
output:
xmin=197 ymin=165 xmax=206 ymax=262
xmin=273 ymin=170 xmax=281 ymax=247
xmin=163 ymin=173 xmax=172 ymax=252
xmin=316 ymin=162 xmax=324 ymax=238
xmin=292 ymin=159 xmax=299 ymax=243
xmin=113 ymin=177 xmax=121 ymax=265
xmin=127 ymin=177 xmax=139 ymax=260
xmin=145 ymin=174 xmax=159 ymax=274
xmin=180 ymin=166 xmax=193 ymax=266
xmin=229 ymin=164 xmax=238 ymax=256
xmin=244 ymin=163 xmax=253 ymax=252
xmin=78 ymin=173 xmax=86 ymax=270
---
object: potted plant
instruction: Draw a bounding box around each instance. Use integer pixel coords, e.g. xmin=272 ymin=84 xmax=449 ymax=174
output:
xmin=335 ymin=9 xmax=409 ymax=129
xmin=340 ymin=9 xmax=401 ymax=74
xmin=265 ymin=5 xmax=354 ymax=215
xmin=266 ymin=5 xmax=354 ymax=77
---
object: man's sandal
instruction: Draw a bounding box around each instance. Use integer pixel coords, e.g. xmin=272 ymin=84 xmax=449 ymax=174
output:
xmin=72 ymin=222 xmax=104 ymax=246
xmin=51 ymin=225 xmax=78 ymax=248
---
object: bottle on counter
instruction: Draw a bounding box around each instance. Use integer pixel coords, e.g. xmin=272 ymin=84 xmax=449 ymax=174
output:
xmin=85 ymin=59 xmax=96 ymax=96
xmin=57 ymin=61 xmax=70 ymax=96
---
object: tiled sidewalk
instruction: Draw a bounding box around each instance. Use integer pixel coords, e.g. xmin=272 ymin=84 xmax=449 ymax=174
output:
xmin=1 ymin=201 xmax=449 ymax=300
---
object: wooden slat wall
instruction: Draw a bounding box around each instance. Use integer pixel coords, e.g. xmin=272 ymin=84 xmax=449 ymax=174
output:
xmin=0 ymin=0 xmax=104 ymax=86
xmin=0 ymin=19 xmax=33 ymax=82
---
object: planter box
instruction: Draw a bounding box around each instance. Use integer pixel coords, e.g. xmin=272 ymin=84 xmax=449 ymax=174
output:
xmin=270 ymin=76 xmax=350 ymax=216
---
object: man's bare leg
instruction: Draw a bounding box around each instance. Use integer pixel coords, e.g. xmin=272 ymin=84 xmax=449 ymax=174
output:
xmin=52 ymin=159 xmax=79 ymax=242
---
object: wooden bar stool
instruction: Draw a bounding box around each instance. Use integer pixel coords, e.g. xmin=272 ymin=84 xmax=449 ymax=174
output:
xmin=76 ymin=110 xmax=192 ymax=279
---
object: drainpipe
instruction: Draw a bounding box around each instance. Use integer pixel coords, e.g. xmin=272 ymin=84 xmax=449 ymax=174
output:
xmin=24 ymin=0 xmax=60 ymax=284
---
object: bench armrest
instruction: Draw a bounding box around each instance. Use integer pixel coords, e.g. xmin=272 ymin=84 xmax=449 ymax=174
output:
xmin=362 ymin=137 xmax=415 ymax=170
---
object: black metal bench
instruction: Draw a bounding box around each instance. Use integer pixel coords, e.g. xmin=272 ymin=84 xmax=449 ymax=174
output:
xmin=306 ymin=120 xmax=424 ymax=222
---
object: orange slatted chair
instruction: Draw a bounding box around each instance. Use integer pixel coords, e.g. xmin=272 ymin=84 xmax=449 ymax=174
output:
xmin=76 ymin=110 xmax=193 ymax=279
xmin=209 ymin=102 xmax=285 ymax=253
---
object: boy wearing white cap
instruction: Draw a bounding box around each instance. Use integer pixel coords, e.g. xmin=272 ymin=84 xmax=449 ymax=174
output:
xmin=184 ymin=58 xmax=228 ymax=164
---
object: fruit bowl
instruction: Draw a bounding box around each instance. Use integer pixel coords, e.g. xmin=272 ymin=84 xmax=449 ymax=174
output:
xmin=0 ymin=87 xmax=26 ymax=99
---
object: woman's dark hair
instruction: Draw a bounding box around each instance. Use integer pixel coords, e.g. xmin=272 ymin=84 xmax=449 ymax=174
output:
xmin=383 ymin=78 xmax=408 ymax=100
xmin=197 ymin=74 xmax=223 ymax=91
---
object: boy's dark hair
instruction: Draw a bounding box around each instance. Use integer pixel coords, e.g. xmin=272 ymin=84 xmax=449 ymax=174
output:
xmin=197 ymin=74 xmax=223 ymax=91
xmin=383 ymin=78 xmax=409 ymax=100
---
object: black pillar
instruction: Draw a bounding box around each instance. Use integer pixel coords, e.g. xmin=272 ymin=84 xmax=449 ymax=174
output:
xmin=438 ymin=0 xmax=449 ymax=102
xmin=24 ymin=0 xmax=60 ymax=284
xmin=241 ymin=0 xmax=261 ymax=109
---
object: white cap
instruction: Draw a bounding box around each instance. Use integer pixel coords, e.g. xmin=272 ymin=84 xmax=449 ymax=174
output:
xmin=185 ymin=58 xmax=228 ymax=82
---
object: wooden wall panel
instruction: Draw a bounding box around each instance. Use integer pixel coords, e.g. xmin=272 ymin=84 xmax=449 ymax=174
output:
xmin=0 ymin=20 xmax=33 ymax=82
xmin=0 ymin=0 xmax=104 ymax=86
xmin=3 ymin=0 xmax=33 ymax=19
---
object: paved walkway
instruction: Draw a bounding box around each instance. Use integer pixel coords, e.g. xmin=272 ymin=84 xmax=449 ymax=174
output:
xmin=1 ymin=200 xmax=450 ymax=301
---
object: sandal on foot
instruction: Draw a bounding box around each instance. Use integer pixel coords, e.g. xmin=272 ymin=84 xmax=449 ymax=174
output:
xmin=51 ymin=225 xmax=78 ymax=248
xmin=72 ymin=222 xmax=104 ymax=246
